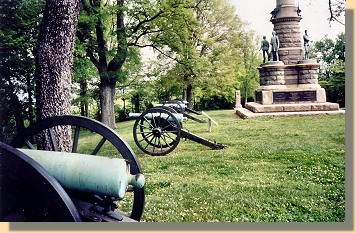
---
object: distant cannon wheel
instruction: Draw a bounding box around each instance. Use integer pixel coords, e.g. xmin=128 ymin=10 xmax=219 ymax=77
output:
xmin=10 ymin=115 xmax=144 ymax=221
xmin=133 ymin=107 xmax=181 ymax=156
xmin=138 ymin=107 xmax=180 ymax=149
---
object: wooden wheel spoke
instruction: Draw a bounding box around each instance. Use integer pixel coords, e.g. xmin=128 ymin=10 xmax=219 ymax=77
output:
xmin=162 ymin=131 xmax=177 ymax=141
xmin=142 ymin=115 xmax=155 ymax=129
xmin=144 ymin=135 xmax=157 ymax=150
xmin=161 ymin=123 xmax=178 ymax=130
xmin=138 ymin=123 xmax=153 ymax=130
xmin=91 ymin=137 xmax=106 ymax=155
xmin=140 ymin=128 xmax=153 ymax=136
xmin=139 ymin=133 xmax=154 ymax=143
xmin=151 ymin=114 xmax=158 ymax=128
xmin=137 ymin=131 xmax=154 ymax=138
xmin=72 ymin=126 xmax=80 ymax=153
xmin=160 ymin=135 xmax=172 ymax=149
xmin=153 ymin=137 xmax=158 ymax=152
xmin=48 ymin=128 xmax=59 ymax=151
xmin=25 ymin=140 xmax=35 ymax=149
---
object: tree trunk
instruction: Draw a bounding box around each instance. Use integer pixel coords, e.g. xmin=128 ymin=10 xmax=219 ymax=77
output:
xmin=182 ymin=88 xmax=187 ymax=101
xmin=78 ymin=0 xmax=129 ymax=129
xmin=80 ymin=80 xmax=89 ymax=117
xmin=97 ymin=0 xmax=126 ymax=129
xmin=99 ymin=79 xmax=117 ymax=129
xmin=35 ymin=0 xmax=80 ymax=151
xmin=186 ymin=84 xmax=193 ymax=108
xmin=182 ymin=74 xmax=193 ymax=108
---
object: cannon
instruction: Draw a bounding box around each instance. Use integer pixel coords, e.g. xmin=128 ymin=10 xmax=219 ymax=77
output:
xmin=156 ymin=100 xmax=206 ymax=123
xmin=132 ymin=106 xmax=225 ymax=156
xmin=0 ymin=115 xmax=145 ymax=222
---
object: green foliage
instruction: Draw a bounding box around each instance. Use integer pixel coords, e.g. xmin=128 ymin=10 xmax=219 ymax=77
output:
xmin=73 ymin=0 xmax=261 ymax=116
xmin=75 ymin=0 xmax=164 ymax=126
xmin=151 ymin=78 xmax=181 ymax=104
xmin=0 ymin=0 xmax=44 ymax=142
xmin=239 ymin=33 xmax=260 ymax=105
xmin=196 ymin=95 xmax=234 ymax=110
xmin=311 ymin=33 xmax=345 ymax=107
xmin=148 ymin=0 xmax=256 ymax=108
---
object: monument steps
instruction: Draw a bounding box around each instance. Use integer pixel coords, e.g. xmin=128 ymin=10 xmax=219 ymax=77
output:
xmin=235 ymin=105 xmax=344 ymax=119
xmin=245 ymin=102 xmax=340 ymax=113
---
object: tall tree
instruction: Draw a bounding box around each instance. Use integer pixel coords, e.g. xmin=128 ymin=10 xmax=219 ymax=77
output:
xmin=72 ymin=42 xmax=99 ymax=118
xmin=239 ymin=33 xmax=260 ymax=106
xmin=310 ymin=32 xmax=345 ymax=107
xmin=77 ymin=0 xmax=163 ymax=128
xmin=35 ymin=0 xmax=80 ymax=151
xmin=150 ymin=0 xmax=248 ymax=108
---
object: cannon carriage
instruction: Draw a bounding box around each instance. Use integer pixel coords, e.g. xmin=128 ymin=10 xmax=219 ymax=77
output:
xmin=130 ymin=103 xmax=225 ymax=156
xmin=0 ymin=115 xmax=145 ymax=222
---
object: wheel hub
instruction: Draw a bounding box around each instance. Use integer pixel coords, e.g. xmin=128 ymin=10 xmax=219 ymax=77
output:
xmin=152 ymin=128 xmax=162 ymax=137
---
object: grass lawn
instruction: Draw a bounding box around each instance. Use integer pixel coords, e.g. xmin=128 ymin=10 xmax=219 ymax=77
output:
xmin=82 ymin=110 xmax=346 ymax=222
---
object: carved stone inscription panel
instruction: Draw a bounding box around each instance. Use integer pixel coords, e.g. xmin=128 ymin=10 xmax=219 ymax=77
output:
xmin=273 ymin=91 xmax=317 ymax=102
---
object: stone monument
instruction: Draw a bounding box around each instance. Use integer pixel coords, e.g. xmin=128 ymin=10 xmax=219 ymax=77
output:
xmin=235 ymin=90 xmax=242 ymax=108
xmin=236 ymin=0 xmax=341 ymax=118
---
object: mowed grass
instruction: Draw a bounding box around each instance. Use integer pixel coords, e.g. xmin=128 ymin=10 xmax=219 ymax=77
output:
xmin=84 ymin=110 xmax=346 ymax=222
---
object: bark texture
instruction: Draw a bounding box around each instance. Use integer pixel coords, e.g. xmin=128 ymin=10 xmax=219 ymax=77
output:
xmin=35 ymin=0 xmax=80 ymax=151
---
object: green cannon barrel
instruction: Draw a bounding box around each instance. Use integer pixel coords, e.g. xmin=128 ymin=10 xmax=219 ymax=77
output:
xmin=18 ymin=149 xmax=145 ymax=199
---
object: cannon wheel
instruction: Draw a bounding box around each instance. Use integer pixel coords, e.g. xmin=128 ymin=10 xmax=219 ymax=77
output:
xmin=137 ymin=106 xmax=180 ymax=150
xmin=133 ymin=107 xmax=181 ymax=156
xmin=10 ymin=115 xmax=144 ymax=221
xmin=0 ymin=142 xmax=81 ymax=221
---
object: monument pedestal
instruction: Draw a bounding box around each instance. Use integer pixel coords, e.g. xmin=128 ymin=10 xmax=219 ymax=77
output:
xmin=254 ymin=88 xmax=326 ymax=105
xmin=235 ymin=59 xmax=343 ymax=118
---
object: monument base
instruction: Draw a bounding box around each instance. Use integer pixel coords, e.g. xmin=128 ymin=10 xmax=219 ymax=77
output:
xmin=255 ymin=87 xmax=326 ymax=105
xmin=236 ymin=58 xmax=343 ymax=119
xmin=235 ymin=102 xmax=344 ymax=119
xmin=245 ymin=102 xmax=340 ymax=113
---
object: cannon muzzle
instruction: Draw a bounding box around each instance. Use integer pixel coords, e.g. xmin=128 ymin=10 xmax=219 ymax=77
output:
xmin=18 ymin=149 xmax=145 ymax=199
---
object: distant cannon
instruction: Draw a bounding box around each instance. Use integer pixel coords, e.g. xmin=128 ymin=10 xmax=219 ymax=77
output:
xmin=157 ymin=100 xmax=206 ymax=123
xmin=129 ymin=112 xmax=186 ymax=123
xmin=131 ymin=106 xmax=225 ymax=156
xmin=0 ymin=115 xmax=145 ymax=222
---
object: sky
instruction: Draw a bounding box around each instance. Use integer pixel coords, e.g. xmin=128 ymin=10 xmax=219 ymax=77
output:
xmin=141 ymin=0 xmax=345 ymax=63
xmin=231 ymin=0 xmax=345 ymax=42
